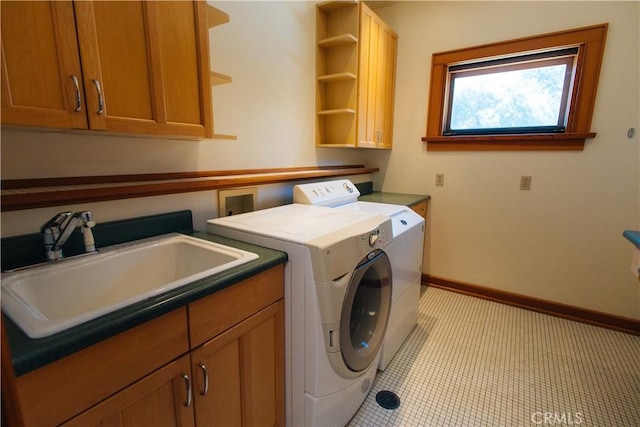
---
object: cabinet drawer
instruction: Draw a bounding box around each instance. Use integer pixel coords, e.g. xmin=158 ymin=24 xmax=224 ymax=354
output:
xmin=15 ymin=307 xmax=189 ymax=427
xmin=411 ymin=200 xmax=428 ymax=219
xmin=189 ymin=265 xmax=284 ymax=348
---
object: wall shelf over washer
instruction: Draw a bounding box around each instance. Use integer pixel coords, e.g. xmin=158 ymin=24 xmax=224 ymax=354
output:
xmin=1 ymin=165 xmax=379 ymax=211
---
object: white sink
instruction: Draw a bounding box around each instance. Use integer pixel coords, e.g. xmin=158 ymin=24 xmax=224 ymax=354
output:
xmin=1 ymin=233 xmax=259 ymax=338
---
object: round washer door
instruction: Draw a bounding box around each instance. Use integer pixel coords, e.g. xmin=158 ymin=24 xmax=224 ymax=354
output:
xmin=340 ymin=249 xmax=392 ymax=373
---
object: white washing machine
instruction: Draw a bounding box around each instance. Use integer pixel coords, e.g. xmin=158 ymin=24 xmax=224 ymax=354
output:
xmin=207 ymin=204 xmax=393 ymax=427
xmin=294 ymin=180 xmax=425 ymax=371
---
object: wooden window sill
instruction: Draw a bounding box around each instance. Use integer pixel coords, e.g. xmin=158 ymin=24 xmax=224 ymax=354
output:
xmin=422 ymin=132 xmax=596 ymax=151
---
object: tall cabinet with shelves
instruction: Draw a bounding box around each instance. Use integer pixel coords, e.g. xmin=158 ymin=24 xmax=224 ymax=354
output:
xmin=316 ymin=1 xmax=397 ymax=149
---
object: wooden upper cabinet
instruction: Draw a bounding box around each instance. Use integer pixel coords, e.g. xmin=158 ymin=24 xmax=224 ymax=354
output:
xmin=0 ymin=1 xmax=88 ymax=129
xmin=316 ymin=1 xmax=397 ymax=149
xmin=358 ymin=3 xmax=397 ymax=149
xmin=1 ymin=0 xmax=212 ymax=138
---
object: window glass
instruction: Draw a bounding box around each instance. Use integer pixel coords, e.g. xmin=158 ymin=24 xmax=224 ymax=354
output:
xmin=445 ymin=50 xmax=576 ymax=135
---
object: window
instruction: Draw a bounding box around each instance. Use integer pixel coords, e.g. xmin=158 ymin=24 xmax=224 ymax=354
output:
xmin=423 ymin=24 xmax=608 ymax=151
xmin=445 ymin=48 xmax=577 ymax=135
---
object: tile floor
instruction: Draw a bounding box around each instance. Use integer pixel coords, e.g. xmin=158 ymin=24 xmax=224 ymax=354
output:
xmin=348 ymin=286 xmax=640 ymax=427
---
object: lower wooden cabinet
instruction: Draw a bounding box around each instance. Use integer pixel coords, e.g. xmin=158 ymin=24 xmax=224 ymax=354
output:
xmin=410 ymin=199 xmax=428 ymax=219
xmin=6 ymin=264 xmax=285 ymax=427
xmin=191 ymin=300 xmax=284 ymax=427
xmin=63 ymin=300 xmax=284 ymax=427
xmin=14 ymin=308 xmax=190 ymax=427
xmin=62 ymin=355 xmax=195 ymax=427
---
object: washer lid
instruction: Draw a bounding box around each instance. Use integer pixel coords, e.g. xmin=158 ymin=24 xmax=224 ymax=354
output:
xmin=336 ymin=202 xmax=424 ymax=237
xmin=336 ymin=201 xmax=406 ymax=216
xmin=207 ymin=204 xmax=381 ymax=244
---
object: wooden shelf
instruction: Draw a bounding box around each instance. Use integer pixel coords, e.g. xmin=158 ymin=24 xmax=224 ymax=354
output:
xmin=1 ymin=165 xmax=379 ymax=211
xmin=318 ymin=33 xmax=357 ymax=48
xmin=316 ymin=143 xmax=357 ymax=148
xmin=317 ymin=108 xmax=356 ymax=115
xmin=210 ymin=71 xmax=232 ymax=86
xmin=316 ymin=1 xmax=360 ymax=147
xmin=317 ymin=0 xmax=358 ymax=12
xmin=206 ymin=4 xmax=230 ymax=28
xmin=212 ymin=133 xmax=238 ymax=140
xmin=206 ymin=4 xmax=234 ymax=139
xmin=318 ymin=72 xmax=357 ymax=82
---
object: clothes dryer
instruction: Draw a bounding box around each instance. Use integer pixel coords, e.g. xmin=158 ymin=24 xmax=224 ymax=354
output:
xmin=207 ymin=204 xmax=393 ymax=426
xmin=294 ymin=180 xmax=425 ymax=370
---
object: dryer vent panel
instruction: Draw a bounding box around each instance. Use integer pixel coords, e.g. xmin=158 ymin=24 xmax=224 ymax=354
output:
xmin=218 ymin=187 xmax=257 ymax=217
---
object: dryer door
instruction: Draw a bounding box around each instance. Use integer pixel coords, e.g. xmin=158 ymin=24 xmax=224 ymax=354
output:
xmin=340 ymin=249 xmax=392 ymax=372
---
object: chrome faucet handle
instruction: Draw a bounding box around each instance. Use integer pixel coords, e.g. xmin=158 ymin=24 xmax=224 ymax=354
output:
xmin=41 ymin=212 xmax=73 ymax=260
xmin=41 ymin=212 xmax=73 ymax=231
xmin=41 ymin=212 xmax=73 ymax=245
xmin=40 ymin=211 xmax=98 ymax=261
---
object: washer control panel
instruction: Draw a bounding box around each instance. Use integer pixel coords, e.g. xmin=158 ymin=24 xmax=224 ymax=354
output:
xmin=293 ymin=179 xmax=360 ymax=207
xmin=353 ymin=223 xmax=391 ymax=260
xmin=369 ymin=231 xmax=379 ymax=247
xmin=307 ymin=216 xmax=392 ymax=282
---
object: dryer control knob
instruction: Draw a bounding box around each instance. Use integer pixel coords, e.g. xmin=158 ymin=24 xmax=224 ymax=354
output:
xmin=369 ymin=233 xmax=379 ymax=247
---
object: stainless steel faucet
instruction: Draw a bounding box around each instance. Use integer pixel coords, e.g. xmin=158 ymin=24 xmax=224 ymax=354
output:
xmin=41 ymin=211 xmax=97 ymax=261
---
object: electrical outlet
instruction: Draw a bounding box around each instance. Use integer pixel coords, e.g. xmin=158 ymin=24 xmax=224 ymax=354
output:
xmin=520 ymin=176 xmax=532 ymax=191
xmin=435 ymin=173 xmax=445 ymax=187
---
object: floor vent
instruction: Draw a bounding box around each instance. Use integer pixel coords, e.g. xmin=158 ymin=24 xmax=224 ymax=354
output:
xmin=375 ymin=390 xmax=400 ymax=410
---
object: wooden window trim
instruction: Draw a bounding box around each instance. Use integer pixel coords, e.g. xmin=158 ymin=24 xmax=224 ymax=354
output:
xmin=422 ymin=24 xmax=608 ymax=151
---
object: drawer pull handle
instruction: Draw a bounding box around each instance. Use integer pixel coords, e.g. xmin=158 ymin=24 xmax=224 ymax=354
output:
xmin=92 ymin=79 xmax=104 ymax=115
xmin=70 ymin=75 xmax=81 ymax=112
xmin=181 ymin=373 xmax=192 ymax=407
xmin=198 ymin=363 xmax=209 ymax=396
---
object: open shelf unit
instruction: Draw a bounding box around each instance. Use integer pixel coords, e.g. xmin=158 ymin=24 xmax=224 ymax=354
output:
xmin=316 ymin=1 xmax=359 ymax=147
xmin=206 ymin=4 xmax=236 ymax=140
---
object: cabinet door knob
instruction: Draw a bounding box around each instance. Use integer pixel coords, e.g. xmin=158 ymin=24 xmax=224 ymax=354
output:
xmin=70 ymin=75 xmax=82 ymax=112
xmin=91 ymin=79 xmax=104 ymax=115
xmin=198 ymin=363 xmax=209 ymax=396
xmin=181 ymin=373 xmax=193 ymax=407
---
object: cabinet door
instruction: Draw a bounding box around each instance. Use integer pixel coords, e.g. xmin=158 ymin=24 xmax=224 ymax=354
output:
xmin=0 ymin=1 xmax=88 ymax=129
xmin=73 ymin=1 xmax=211 ymax=138
xmin=357 ymin=3 xmax=379 ymax=148
xmin=62 ymin=355 xmax=195 ymax=427
xmin=191 ymin=300 xmax=285 ymax=427
xmin=357 ymin=4 xmax=397 ymax=149
xmin=410 ymin=200 xmax=428 ymax=219
xmin=377 ymin=24 xmax=397 ymax=149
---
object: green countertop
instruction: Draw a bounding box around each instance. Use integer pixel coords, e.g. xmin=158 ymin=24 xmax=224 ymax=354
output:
xmin=359 ymin=191 xmax=430 ymax=206
xmin=6 ymin=231 xmax=287 ymax=376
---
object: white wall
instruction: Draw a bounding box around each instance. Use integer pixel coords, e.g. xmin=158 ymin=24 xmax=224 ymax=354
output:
xmin=366 ymin=1 xmax=640 ymax=319
xmin=0 ymin=2 xmax=367 ymax=235
xmin=2 ymin=1 xmax=638 ymax=320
